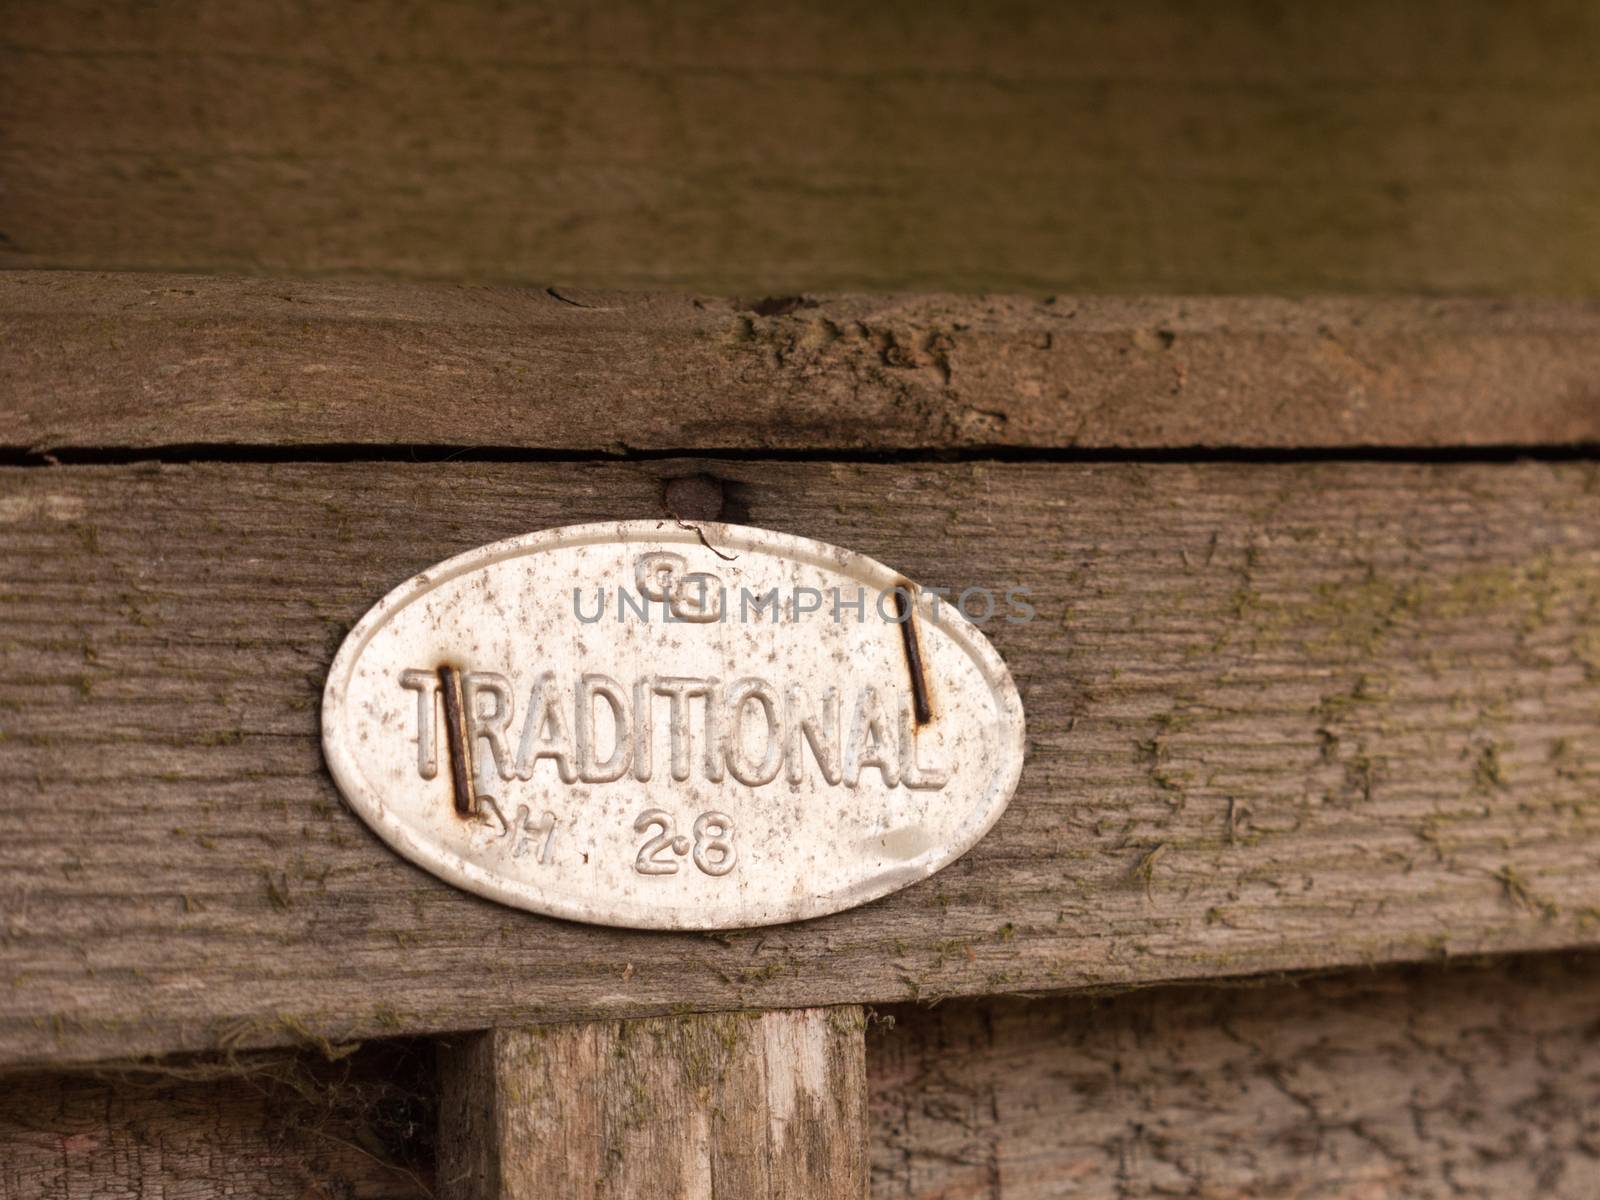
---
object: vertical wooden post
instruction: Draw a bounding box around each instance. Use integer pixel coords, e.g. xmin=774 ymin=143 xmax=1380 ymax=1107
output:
xmin=438 ymin=1006 xmax=868 ymax=1199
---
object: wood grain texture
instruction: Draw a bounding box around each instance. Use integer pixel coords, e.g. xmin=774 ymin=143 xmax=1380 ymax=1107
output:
xmin=2 ymin=458 xmax=1600 ymax=1069
xmin=6 ymin=273 xmax=1600 ymax=452
xmin=438 ymin=1008 xmax=868 ymax=1199
xmin=9 ymin=955 xmax=1600 ymax=1199
xmin=5 ymin=1 xmax=1600 ymax=295
xmin=870 ymin=953 xmax=1600 ymax=1199
xmin=0 ymin=1042 xmax=436 ymax=1199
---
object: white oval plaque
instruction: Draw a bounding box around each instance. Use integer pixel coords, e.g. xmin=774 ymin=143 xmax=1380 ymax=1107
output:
xmin=321 ymin=521 xmax=1024 ymax=929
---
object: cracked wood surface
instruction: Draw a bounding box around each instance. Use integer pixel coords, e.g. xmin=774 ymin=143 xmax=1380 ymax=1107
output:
xmin=1 ymin=458 xmax=1599 ymax=1067
xmin=6 ymin=1 xmax=1600 ymax=296
xmin=438 ymin=1008 xmax=868 ymax=1199
xmin=869 ymin=953 xmax=1600 ymax=1199
xmin=5 ymin=273 xmax=1600 ymax=453
xmin=7 ymin=955 xmax=1599 ymax=1198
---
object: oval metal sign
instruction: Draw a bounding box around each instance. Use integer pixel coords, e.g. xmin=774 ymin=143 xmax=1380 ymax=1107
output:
xmin=321 ymin=521 xmax=1024 ymax=929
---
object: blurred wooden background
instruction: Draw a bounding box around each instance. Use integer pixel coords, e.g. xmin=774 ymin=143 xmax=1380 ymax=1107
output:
xmin=5 ymin=0 xmax=1600 ymax=295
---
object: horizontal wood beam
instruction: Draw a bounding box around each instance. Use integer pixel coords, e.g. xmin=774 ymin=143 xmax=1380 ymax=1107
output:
xmin=1 ymin=458 xmax=1598 ymax=1066
xmin=438 ymin=1009 xmax=868 ymax=1199
xmin=6 ymin=2 xmax=1600 ymax=294
xmin=5 ymin=273 xmax=1600 ymax=452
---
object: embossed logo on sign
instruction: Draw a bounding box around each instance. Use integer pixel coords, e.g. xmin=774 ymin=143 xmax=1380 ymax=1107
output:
xmin=321 ymin=522 xmax=1025 ymax=929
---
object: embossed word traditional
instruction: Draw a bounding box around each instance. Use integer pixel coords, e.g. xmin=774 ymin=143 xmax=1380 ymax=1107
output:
xmin=322 ymin=522 xmax=1025 ymax=929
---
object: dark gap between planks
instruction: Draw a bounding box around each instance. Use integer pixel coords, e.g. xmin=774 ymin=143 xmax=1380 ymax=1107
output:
xmin=4 ymin=441 xmax=1599 ymax=469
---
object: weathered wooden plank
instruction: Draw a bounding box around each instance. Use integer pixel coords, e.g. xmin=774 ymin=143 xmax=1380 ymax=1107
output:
xmin=5 ymin=2 xmax=1600 ymax=295
xmin=0 ymin=1041 xmax=435 ymax=1198
xmin=438 ymin=1008 xmax=868 ymax=1199
xmin=1 ymin=457 xmax=1599 ymax=1068
xmin=870 ymin=953 xmax=1600 ymax=1199
xmin=9 ymin=954 xmax=1600 ymax=1198
xmin=6 ymin=273 xmax=1600 ymax=453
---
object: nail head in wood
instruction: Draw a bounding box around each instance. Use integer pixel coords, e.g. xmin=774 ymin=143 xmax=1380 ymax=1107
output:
xmin=664 ymin=474 xmax=725 ymax=523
